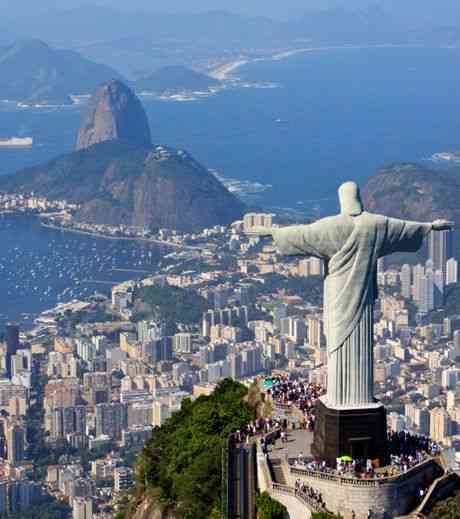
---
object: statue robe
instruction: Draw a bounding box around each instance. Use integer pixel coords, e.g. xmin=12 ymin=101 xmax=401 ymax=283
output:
xmin=272 ymin=211 xmax=431 ymax=407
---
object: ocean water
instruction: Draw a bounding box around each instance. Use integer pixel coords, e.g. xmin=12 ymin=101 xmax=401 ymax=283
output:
xmin=1 ymin=46 xmax=460 ymax=323
xmin=0 ymin=215 xmax=167 ymax=328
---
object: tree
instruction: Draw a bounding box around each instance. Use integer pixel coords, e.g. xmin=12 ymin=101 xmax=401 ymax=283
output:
xmin=131 ymin=379 xmax=255 ymax=519
xmin=132 ymin=284 xmax=209 ymax=333
xmin=429 ymin=495 xmax=460 ymax=519
xmin=256 ymin=492 xmax=287 ymax=519
xmin=1 ymin=498 xmax=71 ymax=519
xmin=312 ymin=513 xmax=343 ymax=519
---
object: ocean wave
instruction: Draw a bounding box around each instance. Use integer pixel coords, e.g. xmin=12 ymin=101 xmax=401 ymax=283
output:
xmin=426 ymin=151 xmax=460 ymax=163
xmin=233 ymin=80 xmax=281 ymax=90
xmin=138 ymin=90 xmax=217 ymax=102
xmin=210 ymin=169 xmax=272 ymax=203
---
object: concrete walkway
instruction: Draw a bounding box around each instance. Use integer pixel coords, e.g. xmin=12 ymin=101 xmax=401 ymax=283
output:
xmin=268 ymin=428 xmax=314 ymax=484
xmin=273 ymin=493 xmax=311 ymax=519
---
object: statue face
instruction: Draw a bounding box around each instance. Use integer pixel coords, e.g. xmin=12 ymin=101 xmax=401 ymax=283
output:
xmin=338 ymin=182 xmax=363 ymax=216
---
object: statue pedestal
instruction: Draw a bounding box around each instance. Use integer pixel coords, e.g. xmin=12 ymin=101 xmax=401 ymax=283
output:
xmin=311 ymin=397 xmax=387 ymax=467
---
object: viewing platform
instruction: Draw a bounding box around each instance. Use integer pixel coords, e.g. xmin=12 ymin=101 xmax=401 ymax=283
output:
xmin=258 ymin=419 xmax=457 ymax=518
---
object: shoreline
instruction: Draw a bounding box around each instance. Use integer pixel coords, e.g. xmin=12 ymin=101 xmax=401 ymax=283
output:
xmin=209 ymin=43 xmax=428 ymax=81
xmin=40 ymin=221 xmax=201 ymax=251
xmin=209 ymin=59 xmax=251 ymax=81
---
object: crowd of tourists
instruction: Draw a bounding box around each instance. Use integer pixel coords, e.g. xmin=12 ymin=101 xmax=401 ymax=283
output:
xmin=234 ymin=416 xmax=283 ymax=445
xmin=291 ymin=432 xmax=438 ymax=480
xmin=387 ymin=430 xmax=440 ymax=458
xmin=263 ymin=376 xmax=440 ymax=483
xmin=265 ymin=376 xmax=324 ymax=431
xmin=294 ymin=479 xmax=326 ymax=510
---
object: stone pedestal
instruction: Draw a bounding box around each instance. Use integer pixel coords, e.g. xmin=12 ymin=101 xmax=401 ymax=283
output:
xmin=311 ymin=397 xmax=387 ymax=467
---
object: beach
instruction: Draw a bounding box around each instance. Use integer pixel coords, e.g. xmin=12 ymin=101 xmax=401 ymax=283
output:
xmin=209 ymin=43 xmax=426 ymax=81
xmin=209 ymin=59 xmax=250 ymax=80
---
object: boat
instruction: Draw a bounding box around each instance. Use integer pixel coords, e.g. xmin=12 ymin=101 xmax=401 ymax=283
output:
xmin=0 ymin=137 xmax=33 ymax=148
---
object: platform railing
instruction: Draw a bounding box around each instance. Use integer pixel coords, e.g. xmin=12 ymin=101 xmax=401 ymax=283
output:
xmin=290 ymin=457 xmax=437 ymax=487
xmin=271 ymin=482 xmax=330 ymax=513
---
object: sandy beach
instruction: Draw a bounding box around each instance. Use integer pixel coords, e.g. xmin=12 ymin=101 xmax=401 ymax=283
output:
xmin=209 ymin=59 xmax=250 ymax=80
xmin=209 ymin=43 xmax=425 ymax=81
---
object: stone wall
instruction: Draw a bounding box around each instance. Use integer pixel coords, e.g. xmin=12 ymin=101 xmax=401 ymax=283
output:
xmin=288 ymin=459 xmax=441 ymax=518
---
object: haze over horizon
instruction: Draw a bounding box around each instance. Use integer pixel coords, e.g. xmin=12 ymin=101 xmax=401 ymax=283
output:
xmin=1 ymin=0 xmax=459 ymax=23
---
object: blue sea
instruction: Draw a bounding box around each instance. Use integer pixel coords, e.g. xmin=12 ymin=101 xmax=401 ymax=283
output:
xmin=1 ymin=46 xmax=460 ymax=324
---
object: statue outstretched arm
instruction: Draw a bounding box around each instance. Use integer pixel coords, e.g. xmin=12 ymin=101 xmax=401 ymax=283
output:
xmin=380 ymin=217 xmax=454 ymax=257
xmin=431 ymin=219 xmax=455 ymax=231
xmin=244 ymin=226 xmax=274 ymax=238
xmin=245 ymin=217 xmax=342 ymax=259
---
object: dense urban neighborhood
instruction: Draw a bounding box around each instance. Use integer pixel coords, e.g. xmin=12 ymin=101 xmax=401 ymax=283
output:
xmin=0 ymin=207 xmax=459 ymax=517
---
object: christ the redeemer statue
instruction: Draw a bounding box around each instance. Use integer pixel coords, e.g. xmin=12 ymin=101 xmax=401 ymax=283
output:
xmin=248 ymin=182 xmax=453 ymax=408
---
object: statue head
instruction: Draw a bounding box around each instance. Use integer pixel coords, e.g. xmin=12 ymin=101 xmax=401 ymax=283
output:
xmin=338 ymin=181 xmax=363 ymax=216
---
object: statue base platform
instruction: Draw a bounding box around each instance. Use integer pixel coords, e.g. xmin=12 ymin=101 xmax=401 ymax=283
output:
xmin=311 ymin=397 xmax=387 ymax=467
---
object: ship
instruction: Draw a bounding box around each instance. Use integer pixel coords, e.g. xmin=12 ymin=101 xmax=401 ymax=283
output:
xmin=0 ymin=137 xmax=33 ymax=148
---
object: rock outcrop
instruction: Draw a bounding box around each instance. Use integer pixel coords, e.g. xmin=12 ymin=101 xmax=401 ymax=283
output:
xmin=76 ymin=80 xmax=152 ymax=150
xmin=130 ymin=499 xmax=176 ymax=519
xmin=1 ymin=79 xmax=245 ymax=231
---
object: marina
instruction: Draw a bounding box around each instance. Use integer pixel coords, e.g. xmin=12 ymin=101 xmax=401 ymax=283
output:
xmin=0 ymin=214 xmax=165 ymax=328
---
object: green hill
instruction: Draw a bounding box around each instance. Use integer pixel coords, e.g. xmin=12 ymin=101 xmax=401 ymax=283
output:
xmin=362 ymin=162 xmax=460 ymax=224
xmin=122 ymin=379 xmax=255 ymax=519
xmin=362 ymin=161 xmax=460 ymax=266
xmin=0 ymin=140 xmax=245 ymax=232
xmin=0 ymin=39 xmax=124 ymax=104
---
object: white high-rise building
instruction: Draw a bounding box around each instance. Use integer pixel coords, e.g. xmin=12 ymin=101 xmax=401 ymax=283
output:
xmin=308 ymin=317 xmax=325 ymax=348
xmin=388 ymin=412 xmax=405 ymax=433
xmin=418 ymin=272 xmax=434 ymax=314
xmin=441 ymin=368 xmax=460 ymax=390
xmin=73 ymin=497 xmax=93 ymax=519
xmin=243 ymin=213 xmax=273 ymax=232
xmin=299 ymin=257 xmax=324 ymax=277
xmin=446 ymin=257 xmax=458 ymax=285
xmin=428 ymin=229 xmax=453 ymax=274
xmin=400 ymin=264 xmax=411 ymax=299
xmin=433 ymin=269 xmax=445 ymax=308
xmin=430 ymin=407 xmax=452 ymax=443
xmin=454 ymin=330 xmax=460 ymax=351
xmin=280 ymin=317 xmax=306 ymax=345
xmin=173 ymin=333 xmax=193 ymax=354
xmin=413 ymin=264 xmax=425 ymax=303
xmin=152 ymin=400 xmax=171 ymax=427
xmin=272 ymin=304 xmax=287 ymax=330
xmin=405 ymin=404 xmax=430 ymax=436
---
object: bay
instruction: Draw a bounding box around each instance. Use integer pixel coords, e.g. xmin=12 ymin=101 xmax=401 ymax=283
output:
xmin=0 ymin=214 xmax=165 ymax=328
xmin=1 ymin=46 xmax=460 ymax=324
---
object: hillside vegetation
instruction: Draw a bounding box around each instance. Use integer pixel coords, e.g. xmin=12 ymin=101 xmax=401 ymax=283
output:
xmin=121 ymin=379 xmax=255 ymax=519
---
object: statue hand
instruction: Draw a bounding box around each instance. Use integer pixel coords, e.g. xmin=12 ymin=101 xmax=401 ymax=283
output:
xmin=432 ymin=219 xmax=455 ymax=231
xmin=245 ymin=226 xmax=274 ymax=238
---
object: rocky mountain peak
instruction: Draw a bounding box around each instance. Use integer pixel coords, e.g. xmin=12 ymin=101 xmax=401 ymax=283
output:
xmin=76 ymin=80 xmax=151 ymax=151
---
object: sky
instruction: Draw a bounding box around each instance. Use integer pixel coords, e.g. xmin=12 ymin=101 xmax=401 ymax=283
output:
xmin=1 ymin=0 xmax=459 ymax=23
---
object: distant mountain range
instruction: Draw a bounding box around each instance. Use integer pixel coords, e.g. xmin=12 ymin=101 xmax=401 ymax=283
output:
xmin=0 ymin=39 xmax=123 ymax=104
xmin=0 ymin=80 xmax=245 ymax=231
xmin=0 ymin=40 xmax=222 ymax=104
xmin=4 ymin=7 xmax=460 ymax=77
